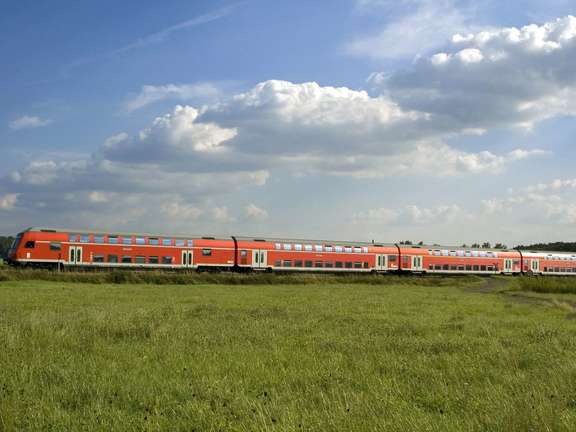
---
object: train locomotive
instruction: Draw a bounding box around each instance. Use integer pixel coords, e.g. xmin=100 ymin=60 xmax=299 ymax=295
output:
xmin=5 ymin=227 xmax=576 ymax=276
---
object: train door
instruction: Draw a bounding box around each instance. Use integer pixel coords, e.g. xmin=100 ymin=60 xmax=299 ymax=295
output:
xmin=375 ymin=255 xmax=387 ymax=271
xmin=531 ymin=259 xmax=540 ymax=273
xmin=68 ymin=246 xmax=83 ymax=265
xmin=504 ymin=259 xmax=513 ymax=273
xmin=412 ymin=256 xmax=423 ymax=271
xmin=181 ymin=250 xmax=193 ymax=268
xmin=252 ymin=250 xmax=267 ymax=269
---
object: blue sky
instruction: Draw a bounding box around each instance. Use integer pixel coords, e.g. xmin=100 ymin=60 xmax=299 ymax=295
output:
xmin=1 ymin=0 xmax=576 ymax=245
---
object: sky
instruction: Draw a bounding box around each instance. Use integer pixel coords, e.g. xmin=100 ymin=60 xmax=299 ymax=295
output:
xmin=1 ymin=0 xmax=576 ymax=246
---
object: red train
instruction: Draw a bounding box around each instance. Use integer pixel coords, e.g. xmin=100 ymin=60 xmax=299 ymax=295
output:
xmin=6 ymin=227 xmax=576 ymax=275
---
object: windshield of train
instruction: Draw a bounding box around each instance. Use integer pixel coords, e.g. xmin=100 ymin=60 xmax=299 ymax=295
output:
xmin=8 ymin=233 xmax=22 ymax=256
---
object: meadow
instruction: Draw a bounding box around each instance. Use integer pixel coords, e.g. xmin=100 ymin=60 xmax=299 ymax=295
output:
xmin=1 ymin=273 xmax=576 ymax=431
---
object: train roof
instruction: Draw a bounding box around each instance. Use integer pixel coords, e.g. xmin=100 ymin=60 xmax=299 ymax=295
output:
xmin=22 ymin=227 xmax=229 ymax=241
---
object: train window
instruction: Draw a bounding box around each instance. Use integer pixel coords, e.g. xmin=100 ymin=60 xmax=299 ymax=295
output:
xmin=148 ymin=256 xmax=159 ymax=264
xmin=465 ymin=251 xmax=471 ymax=257
xmin=344 ymin=247 xmax=352 ymax=253
xmin=304 ymin=245 xmax=313 ymax=251
xmin=122 ymin=256 xmax=132 ymax=264
xmin=25 ymin=241 xmax=35 ymax=249
xmin=363 ymin=262 xmax=369 ymax=269
xmin=363 ymin=247 xmax=369 ymax=253
xmin=450 ymin=265 xmax=457 ymax=271
xmin=161 ymin=238 xmax=172 ymax=246
xmin=240 ymin=250 xmax=248 ymax=257
xmin=466 ymin=265 xmax=472 ymax=271
xmin=457 ymin=251 xmax=464 ymax=257
xmin=325 ymin=246 xmax=333 ymax=252
xmin=80 ymin=235 xmax=90 ymax=243
xmin=480 ymin=265 xmax=486 ymax=271
xmin=335 ymin=261 xmax=343 ymax=268
xmin=458 ymin=266 xmax=464 ymax=271
xmin=283 ymin=244 xmax=292 ymax=251
xmin=122 ymin=237 xmax=132 ymax=245
xmin=295 ymin=260 xmax=303 ymax=267
xmin=345 ymin=262 xmax=353 ymax=268
xmin=283 ymin=260 xmax=292 ymax=267
xmin=435 ymin=265 xmax=442 ymax=270
xmin=187 ymin=240 xmax=193 ymax=247
xmin=480 ymin=251 xmax=487 ymax=257
xmin=450 ymin=251 xmax=456 ymax=257
xmin=202 ymin=249 xmax=212 ymax=256
xmin=403 ymin=256 xmax=409 ymax=265
xmin=472 ymin=251 xmax=479 ymax=257
xmin=135 ymin=237 xmax=146 ymax=245
xmin=325 ymin=262 xmax=334 ymax=268
xmin=108 ymin=255 xmax=119 ymax=263
xmin=354 ymin=247 xmax=362 ymax=254
xmin=175 ymin=239 xmax=185 ymax=247
xmin=513 ymin=260 xmax=520 ymax=265
xmin=108 ymin=236 xmax=119 ymax=244
xmin=135 ymin=256 xmax=146 ymax=264
xmin=473 ymin=265 xmax=479 ymax=271
xmin=434 ymin=250 xmax=441 ymax=256
xmin=274 ymin=260 xmax=281 ymax=267
xmin=335 ymin=246 xmax=343 ymax=253
xmin=443 ymin=264 xmax=449 ymax=270
xmin=294 ymin=244 xmax=303 ymax=251
xmin=49 ymin=242 xmax=61 ymax=251
xmin=316 ymin=261 xmax=323 ymax=268
xmin=305 ymin=261 xmax=313 ymax=268
xmin=354 ymin=262 xmax=362 ymax=269
xmin=94 ymin=235 xmax=104 ymax=244
xmin=275 ymin=243 xmax=281 ymax=250
xmin=555 ymin=267 xmax=560 ymax=272
xmin=93 ymin=255 xmax=105 ymax=263
xmin=149 ymin=238 xmax=159 ymax=246
xmin=69 ymin=234 xmax=78 ymax=242
xmin=388 ymin=255 xmax=397 ymax=262
xmin=429 ymin=264 xmax=434 ymax=270
xmin=316 ymin=245 xmax=324 ymax=252
xmin=487 ymin=266 xmax=494 ymax=271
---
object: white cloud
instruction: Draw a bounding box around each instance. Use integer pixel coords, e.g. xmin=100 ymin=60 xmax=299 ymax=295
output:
xmin=212 ymin=206 xmax=235 ymax=223
xmin=9 ymin=116 xmax=52 ymax=130
xmin=347 ymin=0 xmax=475 ymax=60
xmin=354 ymin=203 xmax=467 ymax=225
xmin=379 ymin=15 xmax=576 ymax=131
xmin=124 ymin=83 xmax=222 ymax=112
xmin=0 ymin=194 xmax=18 ymax=210
xmin=244 ymin=203 xmax=268 ymax=220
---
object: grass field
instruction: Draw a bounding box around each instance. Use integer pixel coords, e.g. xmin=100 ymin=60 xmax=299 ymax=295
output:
xmin=1 ymin=276 xmax=576 ymax=431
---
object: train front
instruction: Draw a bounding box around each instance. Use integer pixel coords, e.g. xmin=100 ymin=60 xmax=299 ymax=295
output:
xmin=5 ymin=231 xmax=24 ymax=265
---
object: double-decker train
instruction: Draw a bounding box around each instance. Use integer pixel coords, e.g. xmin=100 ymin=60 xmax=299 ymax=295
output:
xmin=5 ymin=227 xmax=576 ymax=276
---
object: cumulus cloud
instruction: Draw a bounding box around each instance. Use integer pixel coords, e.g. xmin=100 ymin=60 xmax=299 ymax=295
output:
xmin=354 ymin=203 xmax=467 ymax=225
xmin=376 ymin=15 xmax=576 ymax=131
xmin=9 ymin=116 xmax=52 ymax=130
xmin=124 ymin=83 xmax=222 ymax=112
xmin=244 ymin=203 xmax=268 ymax=220
xmin=0 ymin=194 xmax=18 ymax=210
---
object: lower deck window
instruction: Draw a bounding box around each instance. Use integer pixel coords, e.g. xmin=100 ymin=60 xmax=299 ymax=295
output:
xmin=429 ymin=264 xmax=434 ymax=270
xmin=450 ymin=265 xmax=457 ymax=271
xmin=93 ymin=255 xmax=104 ymax=263
xmin=363 ymin=262 xmax=369 ymax=269
xmin=345 ymin=262 xmax=353 ymax=268
xmin=315 ymin=261 xmax=323 ymax=268
xmin=50 ymin=242 xmax=62 ymax=251
xmin=274 ymin=260 xmax=281 ymax=267
xmin=335 ymin=262 xmax=343 ymax=268
xmin=435 ymin=265 xmax=442 ymax=270
xmin=162 ymin=256 xmax=173 ymax=265
xmin=354 ymin=262 xmax=362 ymax=269
xmin=295 ymin=260 xmax=303 ymax=267
xmin=325 ymin=262 xmax=334 ymax=268
xmin=135 ymin=256 xmax=146 ymax=264
xmin=443 ymin=264 xmax=449 ymax=271
xmin=466 ymin=265 xmax=472 ymax=271
xmin=108 ymin=255 xmax=118 ymax=263
xmin=305 ymin=261 xmax=313 ymax=268
xmin=487 ymin=266 xmax=494 ymax=271
xmin=202 ymin=249 xmax=212 ymax=256
xmin=122 ymin=256 xmax=132 ymax=264
xmin=283 ymin=260 xmax=292 ymax=267
xmin=148 ymin=256 xmax=159 ymax=264
xmin=480 ymin=265 xmax=486 ymax=271
xmin=473 ymin=265 xmax=479 ymax=271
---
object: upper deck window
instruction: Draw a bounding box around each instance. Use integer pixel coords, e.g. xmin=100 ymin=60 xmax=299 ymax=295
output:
xmin=94 ymin=235 xmax=104 ymax=244
xmin=69 ymin=234 xmax=78 ymax=242
xmin=122 ymin=237 xmax=132 ymax=245
xmin=80 ymin=235 xmax=90 ymax=243
xmin=162 ymin=238 xmax=173 ymax=246
xmin=149 ymin=238 xmax=159 ymax=246
xmin=135 ymin=237 xmax=146 ymax=245
xmin=25 ymin=241 xmax=35 ymax=249
xmin=175 ymin=239 xmax=185 ymax=247
xmin=108 ymin=236 xmax=119 ymax=244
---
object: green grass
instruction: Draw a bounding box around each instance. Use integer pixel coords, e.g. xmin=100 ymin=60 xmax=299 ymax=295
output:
xmin=516 ymin=276 xmax=576 ymax=295
xmin=1 ymin=278 xmax=576 ymax=431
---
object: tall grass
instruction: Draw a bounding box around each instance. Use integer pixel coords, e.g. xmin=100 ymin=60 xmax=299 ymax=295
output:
xmin=1 ymin=280 xmax=575 ymax=430
xmin=516 ymin=276 xmax=576 ymax=294
xmin=0 ymin=266 xmax=480 ymax=286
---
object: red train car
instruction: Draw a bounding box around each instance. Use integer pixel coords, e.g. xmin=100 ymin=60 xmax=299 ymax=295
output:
xmin=6 ymin=227 xmax=576 ymax=277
